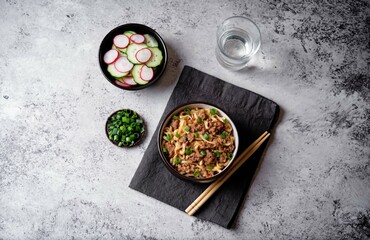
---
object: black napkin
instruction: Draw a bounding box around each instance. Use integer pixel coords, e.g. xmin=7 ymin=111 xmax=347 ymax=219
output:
xmin=129 ymin=66 xmax=280 ymax=228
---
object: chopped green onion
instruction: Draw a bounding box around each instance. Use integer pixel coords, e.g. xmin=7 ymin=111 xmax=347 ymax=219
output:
xmin=227 ymin=153 xmax=233 ymax=160
xmin=200 ymin=150 xmax=206 ymax=156
xmin=174 ymin=158 xmax=181 ymax=165
xmin=221 ymin=131 xmax=227 ymax=139
xmin=185 ymin=126 xmax=190 ymax=132
xmin=197 ymin=117 xmax=203 ymax=123
xmin=173 ymin=115 xmax=179 ymax=120
xmin=223 ymin=118 xmax=229 ymax=124
xmin=113 ymin=128 xmax=118 ymax=135
xmin=194 ymin=132 xmax=199 ymax=138
xmin=185 ymin=148 xmax=192 ymax=155
xmin=215 ymin=151 xmax=221 ymax=157
xmin=193 ymin=169 xmax=200 ymax=177
xmin=175 ymin=133 xmax=180 ymax=138
xmin=122 ymin=116 xmax=130 ymax=123
xmin=203 ymin=133 xmax=209 ymax=140
xmin=162 ymin=147 xmax=168 ymax=153
xmin=206 ymin=165 xmax=214 ymax=170
xmin=184 ymin=108 xmax=191 ymax=115
xmin=210 ymin=108 xmax=217 ymax=115
xmin=165 ymin=133 xmax=172 ymax=141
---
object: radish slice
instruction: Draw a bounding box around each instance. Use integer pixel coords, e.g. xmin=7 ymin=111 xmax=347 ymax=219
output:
xmin=114 ymin=56 xmax=133 ymax=73
xmin=115 ymin=80 xmax=131 ymax=88
xmin=140 ymin=65 xmax=154 ymax=81
xmin=135 ymin=48 xmax=152 ymax=63
xmin=113 ymin=34 xmax=130 ymax=48
xmin=130 ymin=34 xmax=145 ymax=44
xmin=122 ymin=76 xmax=137 ymax=86
xmin=103 ymin=49 xmax=119 ymax=64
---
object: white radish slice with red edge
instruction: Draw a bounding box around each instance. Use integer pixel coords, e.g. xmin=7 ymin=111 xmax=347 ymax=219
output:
xmin=130 ymin=34 xmax=145 ymax=44
xmin=140 ymin=65 xmax=154 ymax=81
xmin=115 ymin=80 xmax=131 ymax=88
xmin=122 ymin=76 xmax=137 ymax=86
xmin=113 ymin=34 xmax=130 ymax=48
xmin=114 ymin=56 xmax=133 ymax=73
xmin=103 ymin=49 xmax=119 ymax=64
xmin=135 ymin=48 xmax=152 ymax=63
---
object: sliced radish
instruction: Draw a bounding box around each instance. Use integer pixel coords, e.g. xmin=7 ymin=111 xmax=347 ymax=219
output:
xmin=113 ymin=34 xmax=130 ymax=49
xmin=140 ymin=65 xmax=154 ymax=81
xmin=130 ymin=34 xmax=145 ymax=44
xmin=115 ymin=80 xmax=131 ymax=88
xmin=122 ymin=76 xmax=137 ymax=86
xmin=135 ymin=48 xmax=152 ymax=63
xmin=114 ymin=56 xmax=134 ymax=73
xmin=103 ymin=49 xmax=119 ymax=64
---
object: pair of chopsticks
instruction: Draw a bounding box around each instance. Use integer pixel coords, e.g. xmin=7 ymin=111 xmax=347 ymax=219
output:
xmin=185 ymin=131 xmax=271 ymax=216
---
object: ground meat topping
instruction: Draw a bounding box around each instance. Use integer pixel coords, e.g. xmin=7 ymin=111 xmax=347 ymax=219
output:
xmin=204 ymin=151 xmax=215 ymax=164
xmin=219 ymin=152 xmax=227 ymax=163
xmin=171 ymin=119 xmax=179 ymax=129
xmin=187 ymin=133 xmax=195 ymax=142
xmin=164 ymin=141 xmax=175 ymax=157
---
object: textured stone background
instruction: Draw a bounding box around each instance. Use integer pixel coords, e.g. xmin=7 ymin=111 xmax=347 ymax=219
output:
xmin=0 ymin=0 xmax=369 ymax=239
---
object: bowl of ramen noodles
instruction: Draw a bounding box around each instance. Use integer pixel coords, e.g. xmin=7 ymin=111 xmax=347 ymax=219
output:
xmin=158 ymin=103 xmax=239 ymax=183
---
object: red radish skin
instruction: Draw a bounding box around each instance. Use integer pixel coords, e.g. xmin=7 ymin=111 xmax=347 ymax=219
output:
xmin=103 ymin=49 xmax=119 ymax=64
xmin=140 ymin=65 xmax=154 ymax=81
xmin=114 ymin=56 xmax=134 ymax=73
xmin=122 ymin=76 xmax=137 ymax=86
xmin=130 ymin=34 xmax=145 ymax=44
xmin=115 ymin=80 xmax=131 ymax=88
xmin=135 ymin=48 xmax=152 ymax=63
xmin=113 ymin=35 xmax=130 ymax=48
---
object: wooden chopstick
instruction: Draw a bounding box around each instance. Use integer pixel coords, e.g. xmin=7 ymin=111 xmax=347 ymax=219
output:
xmin=185 ymin=131 xmax=270 ymax=216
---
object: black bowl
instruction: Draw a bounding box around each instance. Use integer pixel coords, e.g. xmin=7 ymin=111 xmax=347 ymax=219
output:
xmin=157 ymin=103 xmax=239 ymax=183
xmin=105 ymin=109 xmax=145 ymax=148
xmin=99 ymin=23 xmax=168 ymax=91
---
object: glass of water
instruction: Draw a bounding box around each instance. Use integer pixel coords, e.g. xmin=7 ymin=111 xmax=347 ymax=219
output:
xmin=216 ymin=16 xmax=261 ymax=71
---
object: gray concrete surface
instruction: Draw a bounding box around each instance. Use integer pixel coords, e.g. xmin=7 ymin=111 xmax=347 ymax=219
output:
xmin=0 ymin=0 xmax=369 ymax=239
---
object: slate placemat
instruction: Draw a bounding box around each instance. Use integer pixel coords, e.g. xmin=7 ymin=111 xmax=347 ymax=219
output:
xmin=129 ymin=65 xmax=280 ymax=228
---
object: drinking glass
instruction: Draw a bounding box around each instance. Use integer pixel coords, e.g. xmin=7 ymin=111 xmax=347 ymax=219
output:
xmin=216 ymin=16 xmax=261 ymax=71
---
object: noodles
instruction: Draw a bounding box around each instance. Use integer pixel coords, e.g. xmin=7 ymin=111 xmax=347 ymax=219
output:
xmin=161 ymin=107 xmax=235 ymax=179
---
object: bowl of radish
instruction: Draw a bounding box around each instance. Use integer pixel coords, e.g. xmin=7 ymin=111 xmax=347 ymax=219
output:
xmin=99 ymin=23 xmax=168 ymax=90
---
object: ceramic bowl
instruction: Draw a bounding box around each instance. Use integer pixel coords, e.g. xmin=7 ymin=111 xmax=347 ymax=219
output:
xmin=158 ymin=102 xmax=239 ymax=183
xmin=98 ymin=23 xmax=168 ymax=91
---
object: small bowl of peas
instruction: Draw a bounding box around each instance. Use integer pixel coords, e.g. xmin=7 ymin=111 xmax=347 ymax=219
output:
xmin=105 ymin=109 xmax=145 ymax=147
